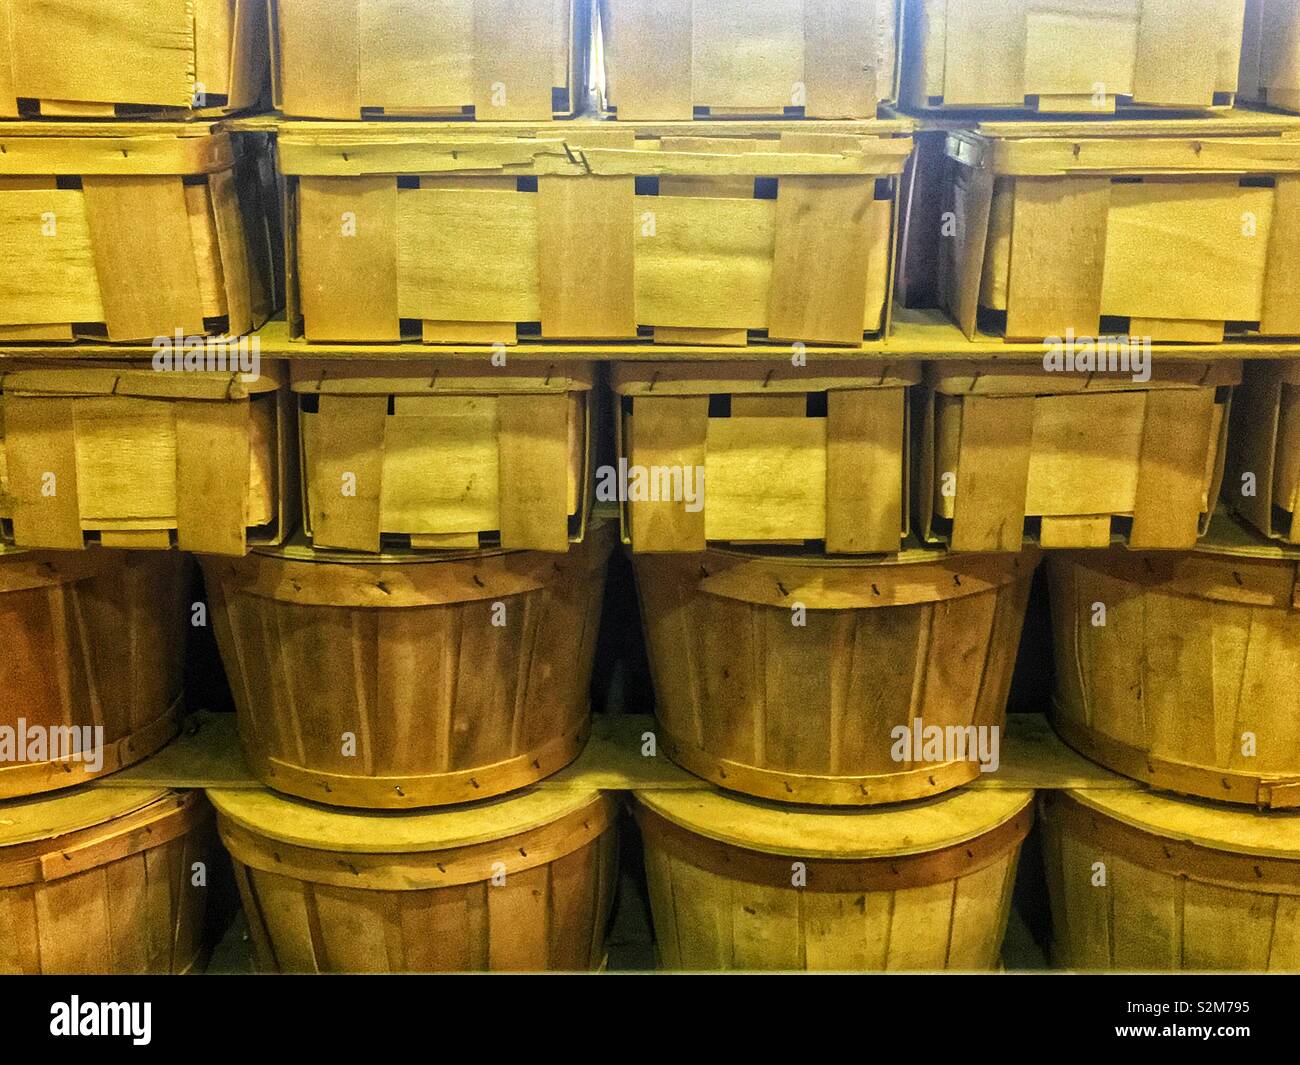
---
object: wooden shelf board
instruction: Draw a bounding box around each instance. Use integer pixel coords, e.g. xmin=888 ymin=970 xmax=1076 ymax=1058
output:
xmin=88 ymin=710 xmax=1135 ymax=798
xmin=223 ymin=114 xmax=914 ymax=137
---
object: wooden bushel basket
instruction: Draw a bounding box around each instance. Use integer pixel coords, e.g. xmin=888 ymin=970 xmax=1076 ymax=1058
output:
xmin=634 ymin=546 xmax=1037 ymax=805
xmin=0 ymin=0 xmax=268 ymax=118
xmin=0 ymin=788 xmax=212 ymax=974
xmin=0 ymin=546 xmax=187 ymax=800
xmin=1047 ymin=517 xmax=1300 ymax=808
xmin=277 ymin=120 xmax=911 ymax=346
xmin=1226 ymin=358 xmax=1300 ymax=543
xmin=0 ymin=122 xmax=273 ymax=342
xmin=600 ymin=0 xmax=898 ymax=119
xmin=1041 ymin=789 xmax=1300 ymax=970
xmin=292 ymin=359 xmax=591 ymax=554
xmin=634 ymin=787 xmax=1033 ymax=970
xmin=1239 ymin=0 xmax=1300 ymax=113
xmin=211 ymin=786 xmax=618 ymax=972
xmin=270 ymin=0 xmax=589 ymax=120
xmin=918 ymin=360 xmax=1237 ymax=552
xmin=901 ymin=0 xmax=1245 ymax=113
xmin=200 ymin=522 xmax=614 ymax=809
xmin=614 ymin=361 xmax=916 ymax=554
xmin=941 ymin=116 xmax=1300 ymax=343
xmin=0 ymin=363 xmax=295 ymax=554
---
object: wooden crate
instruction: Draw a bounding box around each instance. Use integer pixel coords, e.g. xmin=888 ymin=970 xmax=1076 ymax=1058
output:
xmin=212 ymin=786 xmax=617 ymax=972
xmin=634 ymin=545 xmax=1036 ymax=805
xmin=277 ymin=120 xmax=911 ymax=345
xmin=0 ymin=362 xmax=296 ymax=554
xmin=0 ymin=121 xmax=274 ymax=342
xmin=902 ymin=0 xmax=1245 ymax=112
xmin=0 ymin=1 xmax=267 ymax=118
xmin=1226 ymin=359 xmax=1300 ymax=543
xmin=918 ymin=361 xmax=1238 ymax=552
xmin=0 ymin=547 xmax=187 ymax=799
xmin=941 ymin=116 xmax=1300 ymax=343
xmin=1041 ymin=789 xmax=1300 ymax=970
xmin=634 ymin=787 xmax=1033 ymax=970
xmin=614 ymin=361 xmax=916 ymax=553
xmin=270 ymin=0 xmax=589 ymax=120
xmin=600 ymin=0 xmax=898 ymax=119
xmin=292 ymin=360 xmax=592 ymax=553
xmin=199 ymin=521 xmax=614 ymax=808
xmin=0 ymin=788 xmax=211 ymax=974
xmin=1239 ymin=0 xmax=1300 ymax=113
xmin=1047 ymin=517 xmax=1300 ymax=808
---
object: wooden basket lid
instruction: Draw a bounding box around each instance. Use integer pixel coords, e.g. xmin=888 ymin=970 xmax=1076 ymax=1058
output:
xmin=1047 ymin=511 xmax=1300 ymax=606
xmin=948 ymin=112 xmax=1300 ymax=177
xmin=611 ymin=360 xmax=921 ymax=394
xmin=0 ymin=119 xmax=223 ymax=138
xmin=0 ymin=121 xmax=232 ymax=177
xmin=252 ymin=530 xmax=511 ymax=566
xmin=272 ymin=118 xmax=913 ymax=178
xmin=971 ymin=112 xmax=1300 ymax=140
xmin=642 ymin=542 xmax=1038 ymax=611
xmin=0 ymin=786 xmax=172 ymax=848
xmin=1 ymin=366 xmax=280 ymax=399
xmin=244 ymin=516 xmax=614 ymax=566
xmin=706 ymin=534 xmax=1028 ymax=567
xmin=1062 ymin=789 xmax=1300 ymax=861
xmin=634 ymin=787 xmax=1034 ymax=860
xmin=290 ymin=359 xmax=594 ymax=394
xmin=229 ymin=115 xmax=914 ymax=137
xmin=0 ymin=549 xmax=111 ymax=592
xmin=0 ymin=546 xmax=180 ymax=595
xmin=208 ymin=786 xmax=610 ymax=854
xmin=925 ymin=358 xmax=1240 ymax=393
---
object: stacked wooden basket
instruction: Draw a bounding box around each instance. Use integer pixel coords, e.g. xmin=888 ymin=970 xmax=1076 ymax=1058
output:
xmin=0 ymin=0 xmax=275 ymax=973
xmin=897 ymin=0 xmax=1300 ymax=972
xmin=2 ymin=0 xmax=1300 ymax=974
